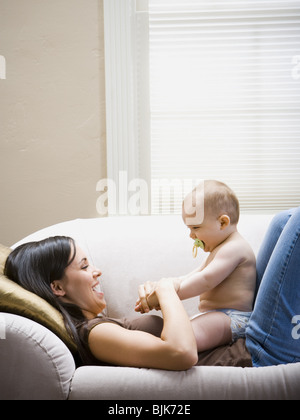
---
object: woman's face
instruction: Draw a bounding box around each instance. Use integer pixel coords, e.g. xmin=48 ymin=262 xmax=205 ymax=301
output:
xmin=51 ymin=244 xmax=106 ymax=319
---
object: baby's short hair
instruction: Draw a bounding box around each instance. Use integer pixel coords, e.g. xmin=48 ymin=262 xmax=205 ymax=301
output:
xmin=196 ymin=180 xmax=240 ymax=225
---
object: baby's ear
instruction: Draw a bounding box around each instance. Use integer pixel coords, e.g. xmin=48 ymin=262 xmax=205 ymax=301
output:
xmin=219 ymin=214 xmax=230 ymax=229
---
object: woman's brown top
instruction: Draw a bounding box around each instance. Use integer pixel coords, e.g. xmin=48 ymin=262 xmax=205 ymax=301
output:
xmin=77 ymin=314 xmax=252 ymax=367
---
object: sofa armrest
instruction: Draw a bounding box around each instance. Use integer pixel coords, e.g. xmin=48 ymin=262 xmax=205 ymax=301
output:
xmin=0 ymin=313 xmax=76 ymax=400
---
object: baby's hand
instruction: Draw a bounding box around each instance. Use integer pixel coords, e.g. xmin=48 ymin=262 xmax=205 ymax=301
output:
xmin=135 ymin=278 xmax=181 ymax=313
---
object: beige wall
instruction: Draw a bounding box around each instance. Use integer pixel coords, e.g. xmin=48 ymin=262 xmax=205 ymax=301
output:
xmin=0 ymin=0 xmax=107 ymax=246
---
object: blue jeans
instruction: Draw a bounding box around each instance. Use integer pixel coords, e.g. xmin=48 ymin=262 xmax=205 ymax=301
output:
xmin=246 ymin=207 xmax=300 ymax=367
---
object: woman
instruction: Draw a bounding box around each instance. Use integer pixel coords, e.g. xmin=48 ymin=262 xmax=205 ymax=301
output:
xmin=4 ymin=237 xmax=198 ymax=370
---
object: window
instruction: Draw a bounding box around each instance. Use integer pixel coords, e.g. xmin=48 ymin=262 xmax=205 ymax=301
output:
xmin=103 ymin=0 xmax=300 ymax=216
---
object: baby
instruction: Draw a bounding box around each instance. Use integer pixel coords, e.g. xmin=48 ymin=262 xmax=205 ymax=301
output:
xmin=136 ymin=180 xmax=257 ymax=352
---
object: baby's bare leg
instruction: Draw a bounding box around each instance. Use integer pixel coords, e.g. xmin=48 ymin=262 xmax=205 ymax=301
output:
xmin=191 ymin=312 xmax=232 ymax=352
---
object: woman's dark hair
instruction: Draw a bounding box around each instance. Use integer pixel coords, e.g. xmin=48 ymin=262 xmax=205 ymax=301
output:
xmin=4 ymin=236 xmax=88 ymax=363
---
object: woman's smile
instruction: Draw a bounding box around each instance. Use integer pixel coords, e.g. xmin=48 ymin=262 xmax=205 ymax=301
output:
xmin=54 ymin=244 xmax=107 ymax=319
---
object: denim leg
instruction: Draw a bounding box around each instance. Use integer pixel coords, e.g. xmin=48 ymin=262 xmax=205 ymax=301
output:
xmin=246 ymin=207 xmax=300 ymax=367
xmin=256 ymin=209 xmax=294 ymax=291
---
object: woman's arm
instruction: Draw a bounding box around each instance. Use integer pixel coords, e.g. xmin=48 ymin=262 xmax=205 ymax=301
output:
xmin=88 ymin=279 xmax=198 ymax=371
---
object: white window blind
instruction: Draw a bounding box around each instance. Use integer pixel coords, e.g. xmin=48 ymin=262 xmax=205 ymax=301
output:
xmin=149 ymin=0 xmax=300 ymax=214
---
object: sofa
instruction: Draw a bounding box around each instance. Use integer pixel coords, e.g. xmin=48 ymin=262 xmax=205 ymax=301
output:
xmin=1 ymin=214 xmax=300 ymax=400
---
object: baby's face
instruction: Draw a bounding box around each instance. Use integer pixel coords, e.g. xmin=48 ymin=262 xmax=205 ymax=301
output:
xmin=182 ymin=211 xmax=225 ymax=253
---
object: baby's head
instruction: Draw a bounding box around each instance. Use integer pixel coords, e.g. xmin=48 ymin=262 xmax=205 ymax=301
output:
xmin=182 ymin=180 xmax=240 ymax=252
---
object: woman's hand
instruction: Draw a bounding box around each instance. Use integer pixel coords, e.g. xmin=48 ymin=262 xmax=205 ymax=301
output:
xmin=135 ymin=281 xmax=159 ymax=313
xmin=135 ymin=278 xmax=181 ymax=313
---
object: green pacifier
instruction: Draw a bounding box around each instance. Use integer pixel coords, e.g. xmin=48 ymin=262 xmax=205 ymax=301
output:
xmin=193 ymin=239 xmax=205 ymax=258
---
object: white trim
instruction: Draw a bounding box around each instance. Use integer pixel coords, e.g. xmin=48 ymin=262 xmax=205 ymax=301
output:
xmin=103 ymin=0 xmax=150 ymax=214
xmin=103 ymin=0 xmax=138 ymax=183
xmin=136 ymin=0 xmax=148 ymax=12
